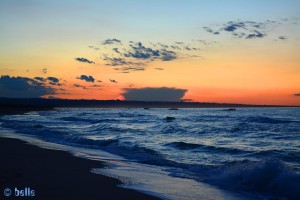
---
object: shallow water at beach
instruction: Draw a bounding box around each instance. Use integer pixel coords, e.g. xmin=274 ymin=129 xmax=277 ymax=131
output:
xmin=1 ymin=107 xmax=300 ymax=199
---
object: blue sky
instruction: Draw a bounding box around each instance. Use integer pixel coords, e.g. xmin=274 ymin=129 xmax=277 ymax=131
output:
xmin=1 ymin=0 xmax=299 ymax=43
xmin=0 ymin=0 xmax=299 ymax=105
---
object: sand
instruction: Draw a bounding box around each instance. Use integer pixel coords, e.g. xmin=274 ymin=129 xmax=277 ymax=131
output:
xmin=0 ymin=137 xmax=160 ymax=200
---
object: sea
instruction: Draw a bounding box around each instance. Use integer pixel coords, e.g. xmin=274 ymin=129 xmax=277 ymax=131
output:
xmin=0 ymin=107 xmax=299 ymax=200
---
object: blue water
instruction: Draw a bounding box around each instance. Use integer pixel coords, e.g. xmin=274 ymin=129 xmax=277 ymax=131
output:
xmin=1 ymin=107 xmax=299 ymax=199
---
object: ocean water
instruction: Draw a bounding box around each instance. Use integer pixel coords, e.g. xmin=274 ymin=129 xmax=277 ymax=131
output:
xmin=0 ymin=107 xmax=299 ymax=199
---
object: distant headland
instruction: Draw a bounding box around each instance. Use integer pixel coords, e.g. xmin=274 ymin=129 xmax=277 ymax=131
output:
xmin=0 ymin=98 xmax=296 ymax=111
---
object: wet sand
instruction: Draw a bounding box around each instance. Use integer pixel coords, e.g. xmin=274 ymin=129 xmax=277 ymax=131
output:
xmin=0 ymin=137 xmax=160 ymax=200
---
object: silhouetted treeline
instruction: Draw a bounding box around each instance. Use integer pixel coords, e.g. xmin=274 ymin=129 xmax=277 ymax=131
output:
xmin=0 ymin=98 xmax=292 ymax=109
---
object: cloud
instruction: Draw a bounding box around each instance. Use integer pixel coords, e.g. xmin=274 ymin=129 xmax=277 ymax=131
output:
xmin=203 ymin=27 xmax=220 ymax=35
xmin=47 ymin=77 xmax=59 ymax=83
xmin=160 ymin=49 xmax=177 ymax=61
xmin=73 ymin=84 xmax=87 ymax=89
xmin=114 ymin=67 xmax=145 ymax=72
xmin=88 ymin=45 xmax=100 ymax=50
xmin=102 ymin=38 xmax=122 ymax=45
xmin=124 ymin=42 xmax=160 ymax=59
xmin=99 ymin=40 xmax=203 ymax=72
xmin=155 ymin=67 xmax=164 ymax=70
xmin=109 ymin=79 xmax=118 ymax=83
xmin=34 ymin=77 xmax=46 ymax=82
xmin=122 ymin=87 xmax=187 ymax=102
xmin=293 ymin=93 xmax=300 ymax=96
xmin=278 ymin=36 xmax=287 ymax=40
xmin=92 ymin=84 xmax=102 ymax=88
xmin=104 ymin=56 xmax=133 ymax=66
xmin=35 ymin=76 xmax=63 ymax=86
xmin=170 ymin=45 xmax=181 ymax=50
xmin=47 ymin=77 xmax=62 ymax=86
xmin=123 ymin=42 xmax=178 ymax=62
xmin=74 ymin=57 xmax=95 ymax=64
xmin=76 ymin=75 xmax=95 ymax=83
xmin=245 ymin=31 xmax=265 ymax=39
xmin=0 ymin=75 xmax=55 ymax=98
xmin=204 ymin=20 xmax=276 ymax=39
xmin=103 ymin=56 xmax=145 ymax=71
xmin=112 ymin=48 xmax=121 ymax=54
xmin=223 ymin=22 xmax=247 ymax=32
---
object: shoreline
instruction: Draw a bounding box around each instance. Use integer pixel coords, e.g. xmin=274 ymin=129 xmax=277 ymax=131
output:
xmin=0 ymin=108 xmax=160 ymax=200
xmin=0 ymin=136 xmax=160 ymax=200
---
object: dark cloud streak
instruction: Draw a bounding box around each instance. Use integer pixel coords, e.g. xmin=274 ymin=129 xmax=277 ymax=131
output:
xmin=123 ymin=87 xmax=187 ymax=102
xmin=74 ymin=57 xmax=95 ymax=64
xmin=102 ymin=38 xmax=122 ymax=45
xmin=76 ymin=75 xmax=95 ymax=83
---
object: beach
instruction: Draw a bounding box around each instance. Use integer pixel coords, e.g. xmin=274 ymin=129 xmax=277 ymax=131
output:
xmin=0 ymin=105 xmax=160 ymax=200
xmin=0 ymin=136 xmax=159 ymax=200
xmin=0 ymin=106 xmax=299 ymax=200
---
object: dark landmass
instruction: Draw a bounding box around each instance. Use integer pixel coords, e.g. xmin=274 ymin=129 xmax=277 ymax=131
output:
xmin=0 ymin=98 xmax=296 ymax=110
xmin=0 ymin=137 xmax=160 ymax=200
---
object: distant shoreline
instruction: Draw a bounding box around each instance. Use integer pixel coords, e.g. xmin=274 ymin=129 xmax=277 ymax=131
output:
xmin=1 ymin=98 xmax=298 ymax=110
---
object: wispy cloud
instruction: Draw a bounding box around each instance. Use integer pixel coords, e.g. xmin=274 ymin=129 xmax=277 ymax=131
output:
xmin=102 ymin=38 xmax=122 ymax=45
xmin=76 ymin=75 xmax=95 ymax=83
xmin=124 ymin=42 xmax=160 ymax=59
xmin=73 ymin=84 xmax=87 ymax=89
xmin=74 ymin=57 xmax=95 ymax=64
xmin=109 ymin=79 xmax=118 ymax=83
xmin=94 ymin=39 xmax=206 ymax=73
xmin=278 ymin=36 xmax=287 ymax=40
xmin=245 ymin=31 xmax=265 ymax=39
xmin=88 ymin=45 xmax=100 ymax=50
xmin=103 ymin=56 xmax=142 ymax=66
xmin=160 ymin=49 xmax=177 ymax=61
xmin=204 ymin=20 xmax=279 ymax=39
xmin=203 ymin=27 xmax=220 ymax=35
xmin=114 ymin=67 xmax=145 ymax=73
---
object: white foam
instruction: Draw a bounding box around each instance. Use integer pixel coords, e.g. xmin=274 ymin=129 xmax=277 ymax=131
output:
xmin=0 ymin=129 xmax=253 ymax=200
xmin=92 ymin=161 xmax=253 ymax=200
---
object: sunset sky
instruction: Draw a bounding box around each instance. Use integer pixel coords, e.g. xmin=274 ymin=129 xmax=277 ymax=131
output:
xmin=0 ymin=0 xmax=300 ymax=105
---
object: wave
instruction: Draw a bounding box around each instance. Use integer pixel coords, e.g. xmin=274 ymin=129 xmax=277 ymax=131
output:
xmin=246 ymin=116 xmax=295 ymax=124
xmin=167 ymin=159 xmax=300 ymax=199
xmin=60 ymin=116 xmax=91 ymax=122
xmin=33 ymin=124 xmax=45 ymax=128
xmin=61 ymin=135 xmax=173 ymax=166
xmin=166 ymin=141 xmax=247 ymax=154
xmin=60 ymin=116 xmax=119 ymax=124
xmin=206 ymin=159 xmax=300 ymax=199
xmin=66 ymin=137 xmax=119 ymax=147
xmin=118 ymin=112 xmax=149 ymax=118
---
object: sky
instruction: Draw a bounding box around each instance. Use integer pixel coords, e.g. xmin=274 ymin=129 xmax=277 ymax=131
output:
xmin=0 ymin=0 xmax=300 ymax=105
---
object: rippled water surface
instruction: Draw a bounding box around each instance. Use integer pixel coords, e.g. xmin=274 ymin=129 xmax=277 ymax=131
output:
xmin=1 ymin=107 xmax=299 ymax=199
